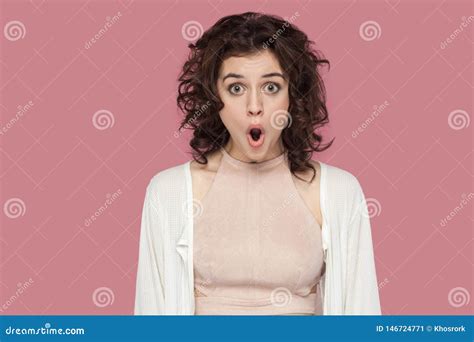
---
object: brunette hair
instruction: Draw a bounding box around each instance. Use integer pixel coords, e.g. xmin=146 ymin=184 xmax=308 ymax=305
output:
xmin=177 ymin=11 xmax=334 ymax=183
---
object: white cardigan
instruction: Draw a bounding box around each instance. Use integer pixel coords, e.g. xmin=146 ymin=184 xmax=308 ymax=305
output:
xmin=134 ymin=160 xmax=382 ymax=315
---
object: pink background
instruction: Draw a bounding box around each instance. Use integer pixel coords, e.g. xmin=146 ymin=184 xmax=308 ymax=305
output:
xmin=0 ymin=0 xmax=472 ymax=315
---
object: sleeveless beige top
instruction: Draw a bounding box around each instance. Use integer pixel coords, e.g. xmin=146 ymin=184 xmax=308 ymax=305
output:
xmin=193 ymin=147 xmax=325 ymax=315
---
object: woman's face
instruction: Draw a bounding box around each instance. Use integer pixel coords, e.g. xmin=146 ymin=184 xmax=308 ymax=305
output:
xmin=217 ymin=49 xmax=290 ymax=162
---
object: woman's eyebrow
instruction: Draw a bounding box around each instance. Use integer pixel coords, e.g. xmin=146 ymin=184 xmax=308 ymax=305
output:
xmin=222 ymin=72 xmax=286 ymax=82
xmin=222 ymin=73 xmax=243 ymax=82
xmin=261 ymin=72 xmax=285 ymax=79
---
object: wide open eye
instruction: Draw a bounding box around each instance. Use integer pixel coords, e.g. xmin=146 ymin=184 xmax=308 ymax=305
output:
xmin=262 ymin=82 xmax=281 ymax=94
xmin=228 ymin=83 xmax=245 ymax=95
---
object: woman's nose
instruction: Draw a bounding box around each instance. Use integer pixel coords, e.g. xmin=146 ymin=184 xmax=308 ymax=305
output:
xmin=247 ymin=91 xmax=263 ymax=116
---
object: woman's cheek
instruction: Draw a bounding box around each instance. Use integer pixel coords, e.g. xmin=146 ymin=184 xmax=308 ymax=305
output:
xmin=221 ymin=99 xmax=244 ymax=122
xmin=219 ymin=108 xmax=240 ymax=134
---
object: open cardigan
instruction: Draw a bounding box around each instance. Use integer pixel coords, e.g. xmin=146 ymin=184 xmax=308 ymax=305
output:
xmin=134 ymin=159 xmax=382 ymax=315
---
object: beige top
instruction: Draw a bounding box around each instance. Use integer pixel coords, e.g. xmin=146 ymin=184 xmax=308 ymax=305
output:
xmin=193 ymin=147 xmax=325 ymax=315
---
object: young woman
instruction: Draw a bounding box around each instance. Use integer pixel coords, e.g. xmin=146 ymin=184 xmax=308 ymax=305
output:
xmin=134 ymin=12 xmax=381 ymax=315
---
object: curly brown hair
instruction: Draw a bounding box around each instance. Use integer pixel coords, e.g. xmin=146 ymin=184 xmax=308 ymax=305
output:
xmin=177 ymin=11 xmax=334 ymax=183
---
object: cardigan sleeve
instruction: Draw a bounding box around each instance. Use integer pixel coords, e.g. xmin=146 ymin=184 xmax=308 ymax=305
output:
xmin=134 ymin=180 xmax=166 ymax=315
xmin=344 ymin=178 xmax=382 ymax=315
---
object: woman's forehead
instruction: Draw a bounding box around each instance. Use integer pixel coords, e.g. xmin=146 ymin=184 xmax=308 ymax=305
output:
xmin=219 ymin=50 xmax=283 ymax=78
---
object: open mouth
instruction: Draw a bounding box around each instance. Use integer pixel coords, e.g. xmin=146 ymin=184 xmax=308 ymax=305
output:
xmin=250 ymin=128 xmax=262 ymax=141
xmin=246 ymin=125 xmax=265 ymax=148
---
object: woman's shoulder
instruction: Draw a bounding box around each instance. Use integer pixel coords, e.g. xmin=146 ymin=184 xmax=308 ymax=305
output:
xmin=320 ymin=161 xmax=362 ymax=189
xmin=145 ymin=150 xmax=221 ymax=200
xmin=319 ymin=161 xmax=366 ymax=209
xmin=296 ymin=159 xmax=359 ymax=188
xmin=145 ymin=161 xmax=190 ymax=197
